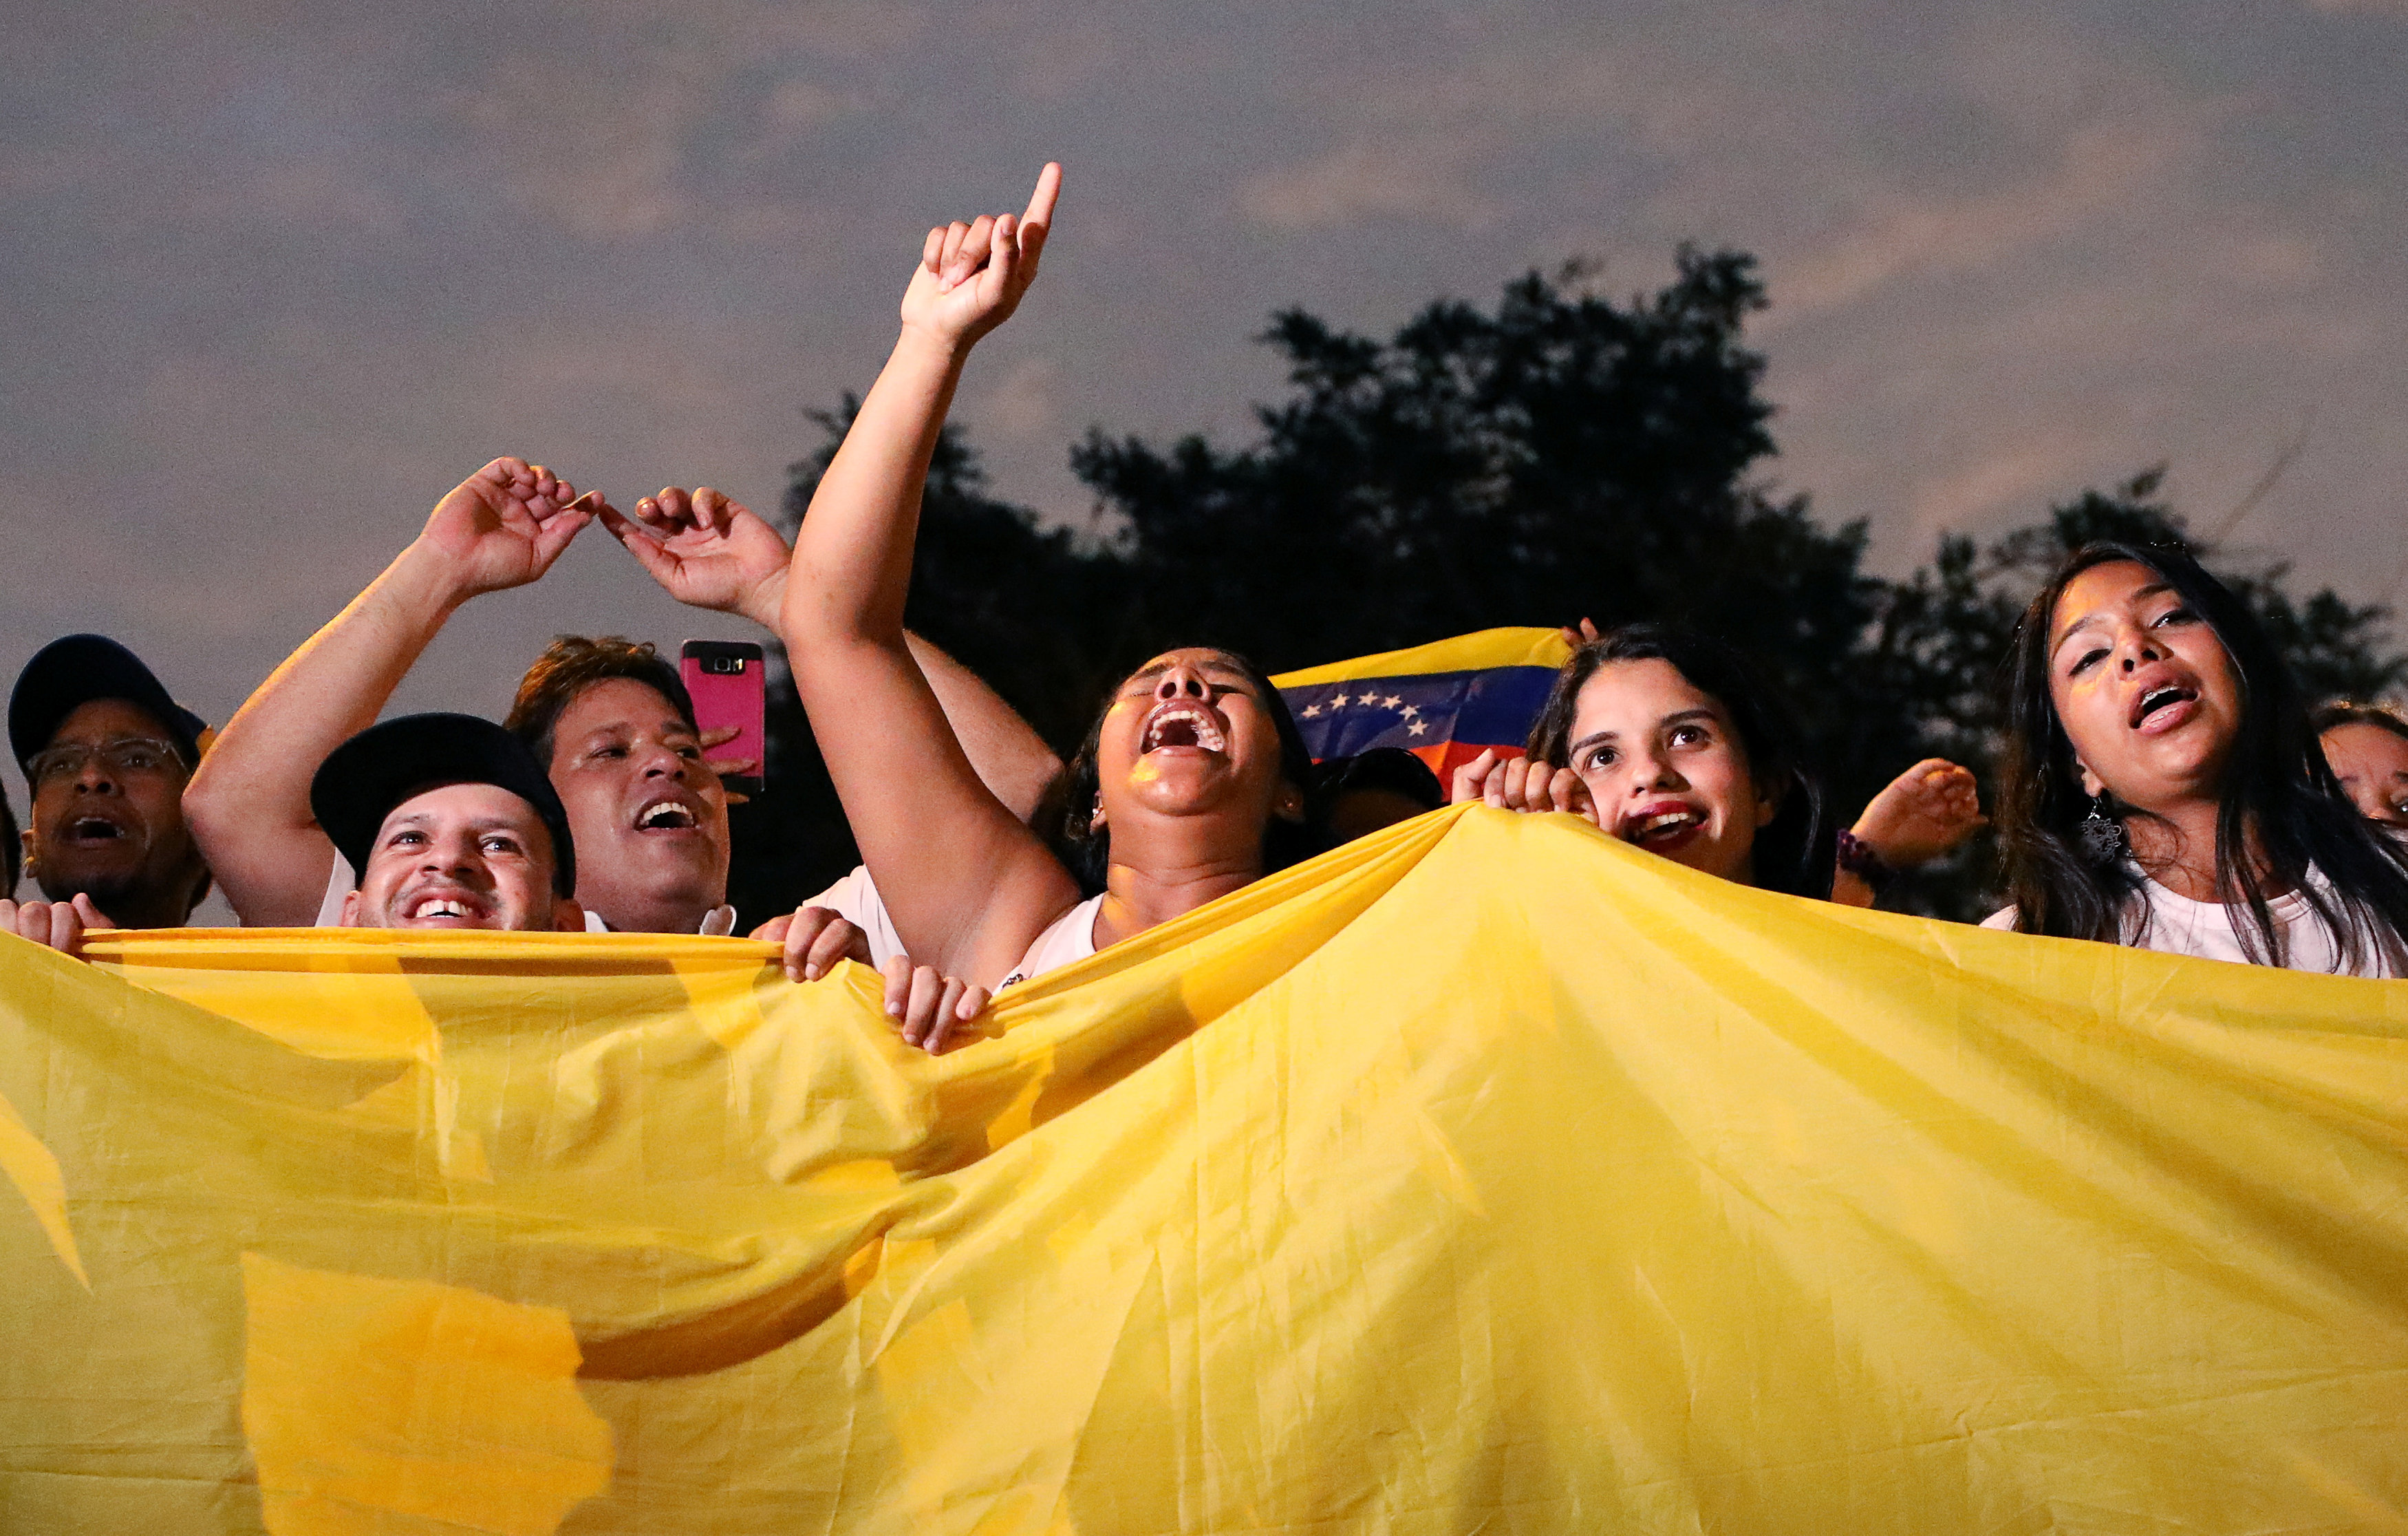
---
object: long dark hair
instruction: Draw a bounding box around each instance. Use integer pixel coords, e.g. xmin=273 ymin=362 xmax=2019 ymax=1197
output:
xmin=1525 ymin=623 xmax=1833 ymax=898
xmin=1997 ymin=540 xmax=2408 ymax=966
xmin=1046 ymin=648 xmax=1316 ymax=896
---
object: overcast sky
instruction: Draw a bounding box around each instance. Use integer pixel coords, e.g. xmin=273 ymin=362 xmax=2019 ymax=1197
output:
xmin=6 ymin=0 xmax=2405 ymax=736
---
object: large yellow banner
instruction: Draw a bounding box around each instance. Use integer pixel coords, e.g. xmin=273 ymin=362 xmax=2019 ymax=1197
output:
xmin=5 ymin=805 xmax=2407 ymax=1533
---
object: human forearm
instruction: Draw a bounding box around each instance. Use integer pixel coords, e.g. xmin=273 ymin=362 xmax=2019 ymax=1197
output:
xmin=184 ymin=542 xmax=469 ymax=923
xmin=784 ymin=330 xmax=966 ymax=649
xmin=904 ymin=634 xmax=1061 ymax=821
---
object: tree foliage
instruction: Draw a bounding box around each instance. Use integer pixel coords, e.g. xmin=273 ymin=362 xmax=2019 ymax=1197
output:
xmin=725 ymin=259 xmax=2402 ymax=926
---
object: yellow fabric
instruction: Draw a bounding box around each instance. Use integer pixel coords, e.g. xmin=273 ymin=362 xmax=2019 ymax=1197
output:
xmin=1267 ymin=623 xmax=1571 ymax=687
xmin=5 ymin=804 xmax=2408 ymax=1533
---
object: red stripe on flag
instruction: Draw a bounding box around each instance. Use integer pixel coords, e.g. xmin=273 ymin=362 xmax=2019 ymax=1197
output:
xmin=1417 ymin=741 xmax=1529 ymax=780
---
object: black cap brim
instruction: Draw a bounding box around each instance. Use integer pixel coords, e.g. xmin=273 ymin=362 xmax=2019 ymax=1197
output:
xmin=309 ymin=712 xmax=577 ymax=897
xmin=10 ymin=634 xmax=209 ymax=769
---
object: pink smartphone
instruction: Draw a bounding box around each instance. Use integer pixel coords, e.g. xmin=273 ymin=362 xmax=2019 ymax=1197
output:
xmin=680 ymin=639 xmax=766 ymax=798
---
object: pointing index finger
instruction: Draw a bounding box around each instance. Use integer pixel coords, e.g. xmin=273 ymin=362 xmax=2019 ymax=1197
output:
xmin=1022 ymin=162 xmax=1062 ymax=236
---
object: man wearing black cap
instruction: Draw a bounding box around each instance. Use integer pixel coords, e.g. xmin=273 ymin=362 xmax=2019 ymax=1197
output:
xmin=8 ymin=633 xmax=213 ymax=930
xmin=312 ymin=713 xmax=582 ymax=932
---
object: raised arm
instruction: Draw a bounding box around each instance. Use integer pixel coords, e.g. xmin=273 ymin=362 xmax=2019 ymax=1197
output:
xmin=780 ymin=164 xmax=1076 ymax=985
xmin=904 ymin=634 xmax=1061 ymax=822
xmin=183 ymin=459 xmax=593 ymax=925
xmin=603 ymin=485 xmax=1063 ymax=819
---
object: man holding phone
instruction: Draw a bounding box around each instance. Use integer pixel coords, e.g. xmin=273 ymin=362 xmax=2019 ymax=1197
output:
xmin=500 ymin=636 xmax=738 ymax=935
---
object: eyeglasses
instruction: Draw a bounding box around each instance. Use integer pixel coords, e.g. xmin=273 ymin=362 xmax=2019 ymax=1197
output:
xmin=25 ymin=737 xmax=188 ymax=786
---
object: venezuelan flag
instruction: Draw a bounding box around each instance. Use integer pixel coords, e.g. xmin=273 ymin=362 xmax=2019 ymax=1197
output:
xmin=1271 ymin=626 xmax=1573 ymax=778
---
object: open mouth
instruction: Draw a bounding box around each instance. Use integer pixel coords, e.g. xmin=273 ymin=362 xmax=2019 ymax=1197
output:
xmin=1620 ymin=807 xmax=1704 ymax=849
xmin=64 ymin=815 xmax=128 ymax=847
xmin=1141 ymin=701 xmax=1228 ymax=754
xmin=2130 ymin=684 xmax=2197 ymax=729
xmin=634 ymin=798 xmax=699 ymax=833
xmin=404 ymin=892 xmax=483 ymax=924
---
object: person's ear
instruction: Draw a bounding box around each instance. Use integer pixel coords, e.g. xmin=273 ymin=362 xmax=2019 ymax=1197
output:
xmin=1273 ymin=781 xmax=1307 ymax=824
xmin=1087 ymin=796 xmax=1106 ymax=834
xmin=19 ymin=826 xmax=36 ymax=877
xmin=1752 ymin=770 xmax=1786 ymax=831
xmin=553 ymin=897 xmax=586 ymax=933
xmin=2074 ymin=759 xmax=2104 ymax=798
xmin=338 ymin=889 xmax=363 ymax=928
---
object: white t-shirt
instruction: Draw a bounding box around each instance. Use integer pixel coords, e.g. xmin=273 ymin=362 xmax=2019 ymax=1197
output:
xmin=312 ymin=859 xmax=736 ymax=935
xmin=999 ymin=894 xmax=1105 ymax=989
xmin=1982 ymin=864 xmax=2405 ymax=978
xmin=799 ymin=866 xmax=907 ymax=968
xmin=800 ymin=867 xmax=1102 ymax=987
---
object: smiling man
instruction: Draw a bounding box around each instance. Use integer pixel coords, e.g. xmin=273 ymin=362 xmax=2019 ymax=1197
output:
xmin=499 ymin=637 xmax=733 ymax=935
xmin=8 ymin=634 xmax=213 ymax=929
xmin=311 ymin=712 xmax=581 ymax=932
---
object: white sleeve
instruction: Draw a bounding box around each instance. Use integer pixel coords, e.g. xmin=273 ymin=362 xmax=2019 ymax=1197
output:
xmin=801 ymin=866 xmax=907 ymax=969
xmin=310 ymin=857 xmax=352 ymax=928
xmin=1979 ymin=905 xmax=2018 ymax=930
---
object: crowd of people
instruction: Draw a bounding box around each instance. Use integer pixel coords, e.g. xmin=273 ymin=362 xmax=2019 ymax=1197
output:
xmin=6 ymin=162 xmax=2407 ymax=1047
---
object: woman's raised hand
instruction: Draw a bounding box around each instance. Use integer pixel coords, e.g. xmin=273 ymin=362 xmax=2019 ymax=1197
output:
xmin=899 ymin=162 xmax=1062 ymax=352
xmin=1851 ymin=758 xmax=1986 ymax=869
xmin=603 ymin=485 xmax=792 ymax=630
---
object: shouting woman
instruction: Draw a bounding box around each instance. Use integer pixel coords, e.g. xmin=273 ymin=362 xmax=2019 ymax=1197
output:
xmin=1988 ymin=540 xmax=2408 ymax=974
xmin=777 ymin=164 xmax=1314 ymax=1043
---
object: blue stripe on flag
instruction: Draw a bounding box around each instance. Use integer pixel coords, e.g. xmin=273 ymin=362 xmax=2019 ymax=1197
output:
xmin=1280 ymin=666 xmax=1558 ymax=760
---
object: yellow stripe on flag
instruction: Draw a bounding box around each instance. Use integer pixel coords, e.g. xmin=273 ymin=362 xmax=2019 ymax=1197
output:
xmin=1269 ymin=624 xmax=1571 ymax=687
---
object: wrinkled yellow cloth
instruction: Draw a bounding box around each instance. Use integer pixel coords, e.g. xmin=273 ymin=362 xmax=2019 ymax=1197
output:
xmin=5 ymin=805 xmax=2408 ymax=1533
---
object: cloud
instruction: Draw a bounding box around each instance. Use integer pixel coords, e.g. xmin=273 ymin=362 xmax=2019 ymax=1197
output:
xmin=1238 ymin=138 xmax=1500 ymax=231
xmin=1774 ymin=105 xmax=2218 ymax=319
xmin=975 ymin=354 xmax=1062 ymax=445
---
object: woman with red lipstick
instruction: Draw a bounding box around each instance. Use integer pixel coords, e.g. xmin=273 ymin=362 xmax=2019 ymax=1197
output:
xmin=1487 ymin=624 xmax=1835 ymax=897
xmin=1989 ymin=540 xmax=2408 ymax=974
xmin=779 ymin=163 xmax=1313 ymax=1027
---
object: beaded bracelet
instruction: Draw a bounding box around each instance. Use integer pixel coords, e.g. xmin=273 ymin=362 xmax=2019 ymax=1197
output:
xmin=1834 ymin=828 xmax=1897 ymax=895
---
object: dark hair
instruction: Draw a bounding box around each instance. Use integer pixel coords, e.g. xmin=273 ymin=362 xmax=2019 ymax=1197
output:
xmin=1524 ymin=623 xmax=1832 ymax=898
xmin=1307 ymin=748 xmax=1446 ymax=853
xmin=1047 ymin=648 xmax=1315 ymax=896
xmin=0 ymin=782 xmax=17 ymax=901
xmin=2314 ymin=701 xmax=2408 ymax=745
xmin=505 ymin=637 xmax=698 ymax=766
xmin=1997 ymin=540 xmax=2408 ymax=966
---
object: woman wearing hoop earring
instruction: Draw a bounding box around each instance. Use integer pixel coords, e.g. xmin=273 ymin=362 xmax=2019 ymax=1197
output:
xmin=1985 ymin=540 xmax=2408 ymax=974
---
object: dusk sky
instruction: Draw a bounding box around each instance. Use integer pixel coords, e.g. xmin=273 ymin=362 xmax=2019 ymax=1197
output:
xmin=7 ymin=0 xmax=2407 ymax=738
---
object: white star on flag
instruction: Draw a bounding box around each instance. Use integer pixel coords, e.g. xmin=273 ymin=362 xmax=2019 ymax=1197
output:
xmin=1302 ymin=704 xmax=1320 ymax=718
xmin=1329 ymin=694 xmax=1348 ymax=709
xmin=1382 ymin=694 xmax=1402 ymax=708
xmin=1407 ymin=720 xmax=1428 ymax=736
xmin=1399 ymin=704 xmax=1419 ymax=719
